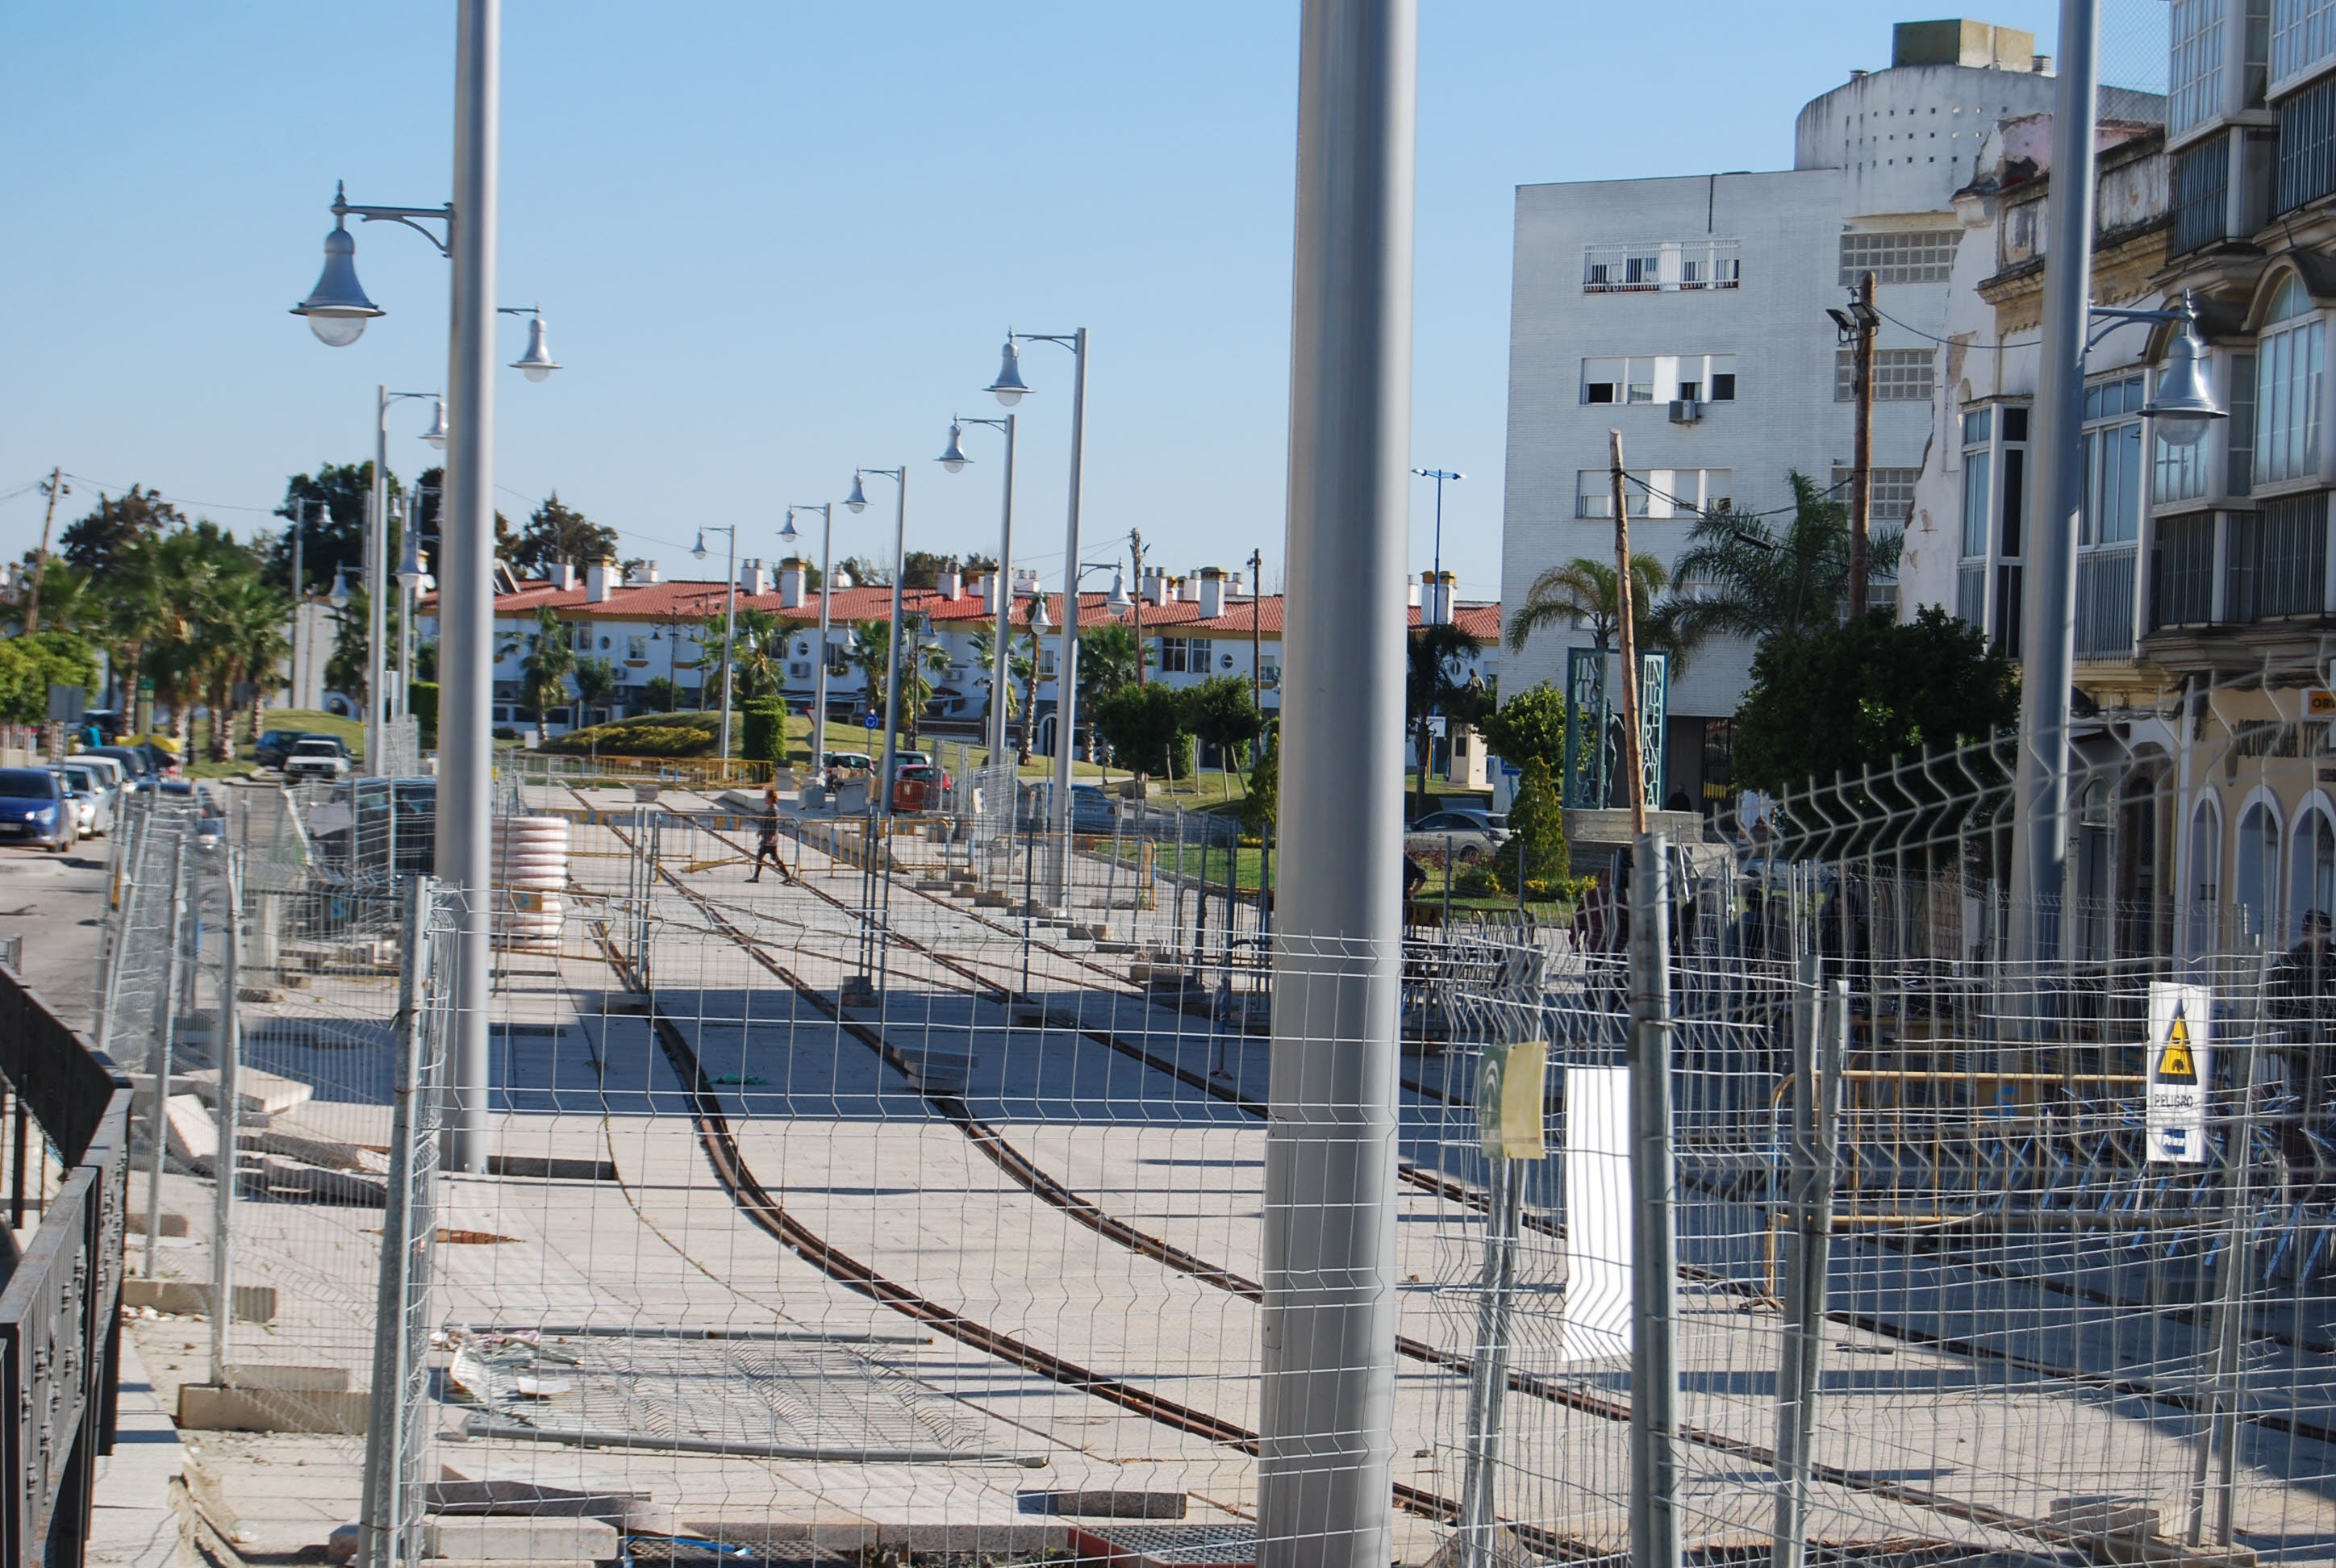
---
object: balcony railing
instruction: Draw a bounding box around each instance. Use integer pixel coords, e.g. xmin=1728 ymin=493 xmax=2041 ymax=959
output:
xmin=2076 ymin=546 xmax=2139 ymax=657
xmin=2227 ymin=498 xmax=2326 ymax=620
xmin=2150 ymin=512 xmax=2217 ymax=628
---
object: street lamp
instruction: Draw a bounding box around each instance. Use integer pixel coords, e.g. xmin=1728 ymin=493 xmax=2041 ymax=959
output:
xmin=985 ymin=325 xmax=1091 ymax=895
xmin=421 ymin=399 xmax=451 ymax=450
xmin=367 ymin=387 xmax=440 ymax=770
xmin=936 ymin=413 xmax=1020 ymax=762
xmin=503 ymin=305 xmax=561 ymax=382
xmin=328 ymin=565 xmax=352 ymax=611
xmin=691 ymin=524 xmax=741 ymax=764
xmin=784 ymin=503 xmax=838 ymax=774
xmin=1410 ymin=467 xmax=1463 ymax=594
xmin=845 ymin=467 xmax=911 ymax=814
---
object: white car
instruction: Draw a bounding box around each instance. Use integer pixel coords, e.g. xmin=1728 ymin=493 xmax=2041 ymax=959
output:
xmin=58 ymin=762 xmax=116 ymax=838
xmin=1404 ymin=807 xmax=1510 ymax=865
xmin=284 ymin=739 xmax=352 ymax=782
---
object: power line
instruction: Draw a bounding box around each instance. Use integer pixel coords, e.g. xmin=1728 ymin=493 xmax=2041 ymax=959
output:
xmin=1871 ymin=303 xmax=2041 ymax=352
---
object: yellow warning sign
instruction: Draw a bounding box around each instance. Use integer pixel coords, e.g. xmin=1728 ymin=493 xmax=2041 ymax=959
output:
xmin=2157 ymin=1003 xmax=2197 ymax=1085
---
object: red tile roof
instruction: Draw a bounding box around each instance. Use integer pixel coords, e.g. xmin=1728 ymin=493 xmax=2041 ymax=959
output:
xmin=425 ymin=577 xmax=1499 ymax=640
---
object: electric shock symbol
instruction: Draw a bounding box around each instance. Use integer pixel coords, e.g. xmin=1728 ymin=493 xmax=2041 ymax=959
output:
xmin=2157 ymin=1003 xmax=2198 ymax=1086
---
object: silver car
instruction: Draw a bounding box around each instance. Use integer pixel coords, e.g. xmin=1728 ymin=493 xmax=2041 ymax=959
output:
xmin=58 ymin=762 xmax=116 ymax=838
xmin=1404 ymin=807 xmax=1509 ymax=865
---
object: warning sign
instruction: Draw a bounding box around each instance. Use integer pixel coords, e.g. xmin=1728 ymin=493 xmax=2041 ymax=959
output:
xmin=1479 ymin=1039 xmax=1549 ymax=1161
xmin=2146 ymin=982 xmax=2212 ymax=1164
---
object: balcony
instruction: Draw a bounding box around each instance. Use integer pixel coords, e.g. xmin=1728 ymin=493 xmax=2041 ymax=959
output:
xmin=2150 ymin=512 xmax=2217 ymax=627
xmin=2075 ymin=547 xmax=2139 ymax=657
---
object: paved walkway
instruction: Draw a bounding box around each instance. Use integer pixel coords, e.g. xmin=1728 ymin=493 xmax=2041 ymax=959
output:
xmin=90 ymin=1333 xmax=191 ymax=1568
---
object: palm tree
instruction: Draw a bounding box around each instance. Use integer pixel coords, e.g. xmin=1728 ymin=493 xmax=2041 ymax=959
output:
xmin=897 ymin=633 xmax=950 ymax=748
xmin=969 ymin=626 xmax=1036 ymax=742
xmin=703 ymin=607 xmax=802 ymax=705
xmin=6 ymin=562 xmax=94 ymax=635
xmin=1659 ymin=472 xmax=1904 ymax=650
xmin=571 ymin=656 xmax=623 ymax=728
xmin=1407 ymin=623 xmax=1485 ymax=816
xmin=848 ymin=619 xmax=891 ymax=721
xmin=1507 ymin=553 xmax=1672 ymax=657
xmin=193 ymin=572 xmax=290 ymax=759
xmin=1076 ymin=622 xmax=1143 ymax=710
xmin=519 ymin=605 xmax=576 ymax=744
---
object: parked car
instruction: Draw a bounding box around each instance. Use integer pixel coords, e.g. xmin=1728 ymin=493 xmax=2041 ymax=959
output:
xmin=58 ymin=761 xmax=117 ymax=839
xmin=307 ymin=778 xmax=436 ymax=878
xmin=255 ymin=728 xmax=311 ymax=768
xmin=70 ymin=753 xmax=128 ymax=797
xmin=89 ymin=744 xmax=158 ymax=793
xmin=891 ymin=763 xmax=953 ymax=813
xmin=1404 ymin=807 xmax=1509 ymax=864
xmin=285 ymin=738 xmax=352 ymax=782
xmin=0 ymin=769 xmax=76 ymax=853
xmin=1016 ymin=782 xmax=1123 ymax=836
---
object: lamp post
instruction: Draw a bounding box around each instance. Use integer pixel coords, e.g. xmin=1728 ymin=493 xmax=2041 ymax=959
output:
xmin=369 ymin=387 xmax=440 ymax=770
xmin=783 ymin=504 xmax=836 ymax=774
xmin=2009 ymin=280 xmax=2227 ymax=975
xmin=845 ymin=468 xmax=910 ymax=813
xmin=1410 ymin=467 xmax=1462 ymax=590
xmin=938 ymin=415 xmax=1021 ymax=761
xmin=692 ymin=525 xmax=740 ymax=764
xmin=396 ymin=501 xmax=429 ymax=728
xmin=987 ymin=326 xmax=1090 ymax=890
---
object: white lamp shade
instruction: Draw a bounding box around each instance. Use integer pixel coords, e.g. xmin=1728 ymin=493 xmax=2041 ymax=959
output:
xmin=2142 ymin=321 xmax=2225 ymax=450
xmin=421 ymin=398 xmax=450 ymax=449
xmin=780 ymin=515 xmax=799 ymax=543
xmin=511 ymin=313 xmax=561 ymax=382
xmin=293 ymin=225 xmax=382 ymax=347
xmin=987 ymin=338 xmax=1030 ymax=407
xmin=937 ymin=423 xmax=971 ymax=472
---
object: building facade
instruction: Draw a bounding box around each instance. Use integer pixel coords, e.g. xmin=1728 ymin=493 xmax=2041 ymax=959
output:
xmin=1499 ymin=20 xmax=2148 ymax=813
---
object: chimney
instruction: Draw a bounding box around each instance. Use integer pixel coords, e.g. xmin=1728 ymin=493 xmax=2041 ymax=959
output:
xmin=739 ymin=557 xmax=770 ymax=596
xmin=1422 ymin=570 xmax=1456 ymax=626
xmin=586 ymin=560 xmax=624 ymax=603
xmin=778 ymin=557 xmax=807 ymax=609
xmin=546 ymin=562 xmax=578 ymax=591
xmin=973 ymin=572 xmax=997 ymax=611
xmin=1196 ymin=567 xmax=1226 ymax=619
xmin=1408 ymin=578 xmax=1423 ymax=610
xmin=937 ymin=569 xmax=964 ymax=601
xmin=639 ymin=560 xmax=661 ymax=584
xmin=1013 ymin=567 xmax=1042 ymax=599
xmin=1141 ymin=568 xmax=1169 ymax=607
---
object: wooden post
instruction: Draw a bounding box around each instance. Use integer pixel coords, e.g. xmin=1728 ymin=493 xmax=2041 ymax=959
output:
xmin=1847 ymin=269 xmax=1877 ymax=619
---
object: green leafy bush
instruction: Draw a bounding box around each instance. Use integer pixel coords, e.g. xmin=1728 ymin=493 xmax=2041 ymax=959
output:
xmin=540 ymin=712 xmax=720 ymax=757
xmin=740 ymin=699 xmax=785 ymax=764
xmin=409 ymin=681 xmax=439 ymax=745
xmin=1092 ymin=682 xmax=1195 ymax=778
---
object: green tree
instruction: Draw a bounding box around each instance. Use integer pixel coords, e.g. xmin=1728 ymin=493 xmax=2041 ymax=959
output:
xmin=267 ymin=464 xmax=386 ymax=595
xmin=970 ymin=625 xmax=1036 ymax=732
xmin=517 ymin=605 xmax=577 ymax=744
xmin=194 ymin=572 xmax=293 ymax=756
xmin=1478 ymin=682 xmax=1569 ymax=776
xmin=1659 ymin=473 xmax=1904 ymax=653
xmin=512 ymin=491 xmax=621 ymax=574
xmin=5 ymin=561 xmax=94 ymax=635
xmin=572 ymin=655 xmax=623 ymax=724
xmin=1184 ymin=675 xmax=1261 ymax=789
xmin=60 ymin=486 xmax=185 ymax=577
xmin=1495 ymin=756 xmax=1570 ymax=895
xmin=1506 ymin=553 xmax=1671 ymax=657
xmin=0 ymin=632 xmax=98 ymax=726
xmin=1093 ymin=682 xmax=1195 ymax=780
xmin=642 ymin=675 xmax=681 ymax=712
xmin=900 ymin=550 xmax=960 ymax=589
xmin=1733 ymin=607 xmax=2017 ymax=797
xmin=1240 ymin=727 xmax=1279 ymax=839
xmin=1407 ymin=623 xmax=1485 ymax=816
xmin=741 ymin=698 xmax=786 ymax=763
xmin=1077 ymin=621 xmax=1145 ymax=712
xmin=848 ymin=619 xmax=892 ymax=719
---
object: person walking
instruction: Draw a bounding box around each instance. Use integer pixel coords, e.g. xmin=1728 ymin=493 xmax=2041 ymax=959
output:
xmin=748 ymin=784 xmax=782 ymax=883
xmin=2271 ymin=907 xmax=2336 ymax=1195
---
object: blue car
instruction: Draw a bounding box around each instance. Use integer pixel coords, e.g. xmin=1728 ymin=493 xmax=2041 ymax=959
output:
xmin=0 ymin=769 xmax=75 ymax=853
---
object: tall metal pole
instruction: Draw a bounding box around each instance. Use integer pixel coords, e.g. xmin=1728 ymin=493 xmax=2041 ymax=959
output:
xmin=718 ymin=528 xmax=738 ymax=764
xmin=1249 ymin=546 xmax=1265 ymax=737
xmin=1629 ymin=832 xmax=1683 ymax=1568
xmin=1131 ymin=530 xmax=1147 ymax=687
xmin=880 ymin=471 xmax=908 ymax=813
xmin=989 ymin=418 xmax=1019 ymax=761
xmin=1049 ymin=332 xmax=1090 ymax=872
xmin=2010 ymin=0 xmax=2099 ymax=978
xmin=1610 ymin=428 xmax=1647 ymax=828
xmin=369 ymin=388 xmax=391 ymax=774
xmin=1259 ymin=4 xmax=1413 ymax=1564
xmin=290 ymin=501 xmax=308 ymax=708
xmin=811 ymin=504 xmax=834 ymax=773
xmin=1846 ymin=271 xmax=1877 ymax=619
xmin=438 ymin=0 xmax=499 ymax=1174
xmin=208 ymin=851 xmax=243 ymax=1387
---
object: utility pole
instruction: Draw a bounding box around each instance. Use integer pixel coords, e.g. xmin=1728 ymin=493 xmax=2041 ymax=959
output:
xmin=1846 ymin=271 xmax=1877 ymax=619
xmin=25 ymin=469 xmax=66 ymax=634
xmin=1609 ymin=427 xmax=1646 ymax=830
xmin=290 ymin=500 xmax=310 ymax=710
xmin=1129 ymin=528 xmax=1146 ymax=687
xmin=1259 ymin=2 xmax=1414 ymax=1563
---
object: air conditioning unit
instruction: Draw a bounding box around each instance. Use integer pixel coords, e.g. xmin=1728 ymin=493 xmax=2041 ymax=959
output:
xmin=1668 ymin=398 xmax=1703 ymax=424
xmin=788 ymin=661 xmax=811 ymax=679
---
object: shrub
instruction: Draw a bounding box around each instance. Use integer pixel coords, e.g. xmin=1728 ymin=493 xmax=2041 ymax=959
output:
xmin=540 ymin=712 xmax=720 ymax=757
xmin=740 ymin=700 xmax=785 ymax=764
xmin=1478 ymin=681 xmax=1567 ymax=775
xmin=1488 ymin=756 xmax=1568 ymax=894
xmin=1240 ymin=728 xmax=1279 ymax=839
xmin=409 ymin=681 xmax=439 ymax=744
xmin=1092 ymin=682 xmax=1195 ymax=778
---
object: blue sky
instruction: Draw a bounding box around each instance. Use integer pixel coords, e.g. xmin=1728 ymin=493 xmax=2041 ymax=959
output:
xmin=0 ymin=3 xmax=2155 ymax=605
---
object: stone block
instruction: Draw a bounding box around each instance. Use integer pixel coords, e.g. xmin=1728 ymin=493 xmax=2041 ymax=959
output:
xmin=176 ymin=1382 xmax=369 ymax=1434
xmin=123 ymin=1209 xmax=189 ymax=1237
xmin=122 ymin=1278 xmax=277 ymax=1321
xmin=423 ymin=1516 xmax=619 ymax=1563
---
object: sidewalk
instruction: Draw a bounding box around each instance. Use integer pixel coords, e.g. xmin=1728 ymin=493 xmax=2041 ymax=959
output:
xmin=90 ymin=1331 xmax=192 ymax=1568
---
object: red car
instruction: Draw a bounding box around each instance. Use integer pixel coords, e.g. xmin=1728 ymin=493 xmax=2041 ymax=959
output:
xmin=890 ymin=763 xmax=953 ymax=813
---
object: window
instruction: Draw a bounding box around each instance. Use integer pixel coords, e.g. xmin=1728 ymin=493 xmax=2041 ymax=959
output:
xmin=1575 ymin=468 xmax=1733 ymax=519
xmin=1832 ymin=465 xmax=1918 ymax=524
xmin=1956 ymin=564 xmax=1986 ymax=629
xmin=1582 ymin=240 xmax=1740 ymax=293
xmin=1158 ymin=637 xmax=1193 ymax=673
xmin=571 ymin=624 xmax=591 ymax=652
xmin=2080 ymin=374 xmax=2146 ymax=545
xmin=626 ymin=635 xmax=648 ymax=662
xmin=1838 ymin=230 xmax=1958 ymax=286
xmin=2230 ymin=349 xmax=2259 ymax=494
xmin=1960 ymin=402 xmax=2029 ymax=565
xmin=2226 ymin=495 xmax=2326 ymax=619
xmin=2237 ymin=800 xmax=2282 ymax=945
xmin=1961 ymin=447 xmax=1992 ymax=559
xmin=2273 ymin=0 xmax=2336 ymax=91
xmin=1581 ymin=354 xmax=1737 ymax=406
xmin=2278 ymin=74 xmax=2336 ymax=211
xmin=788 ymin=661 xmax=811 ymax=679
xmin=2255 ymin=274 xmax=2323 ymax=484
xmin=2152 ymin=511 xmax=2217 ymax=625
xmin=1838 ymin=348 xmax=1935 ymax=401
xmin=2171 ymin=136 xmax=2232 ymax=254
xmin=2170 ymin=0 xmax=2226 ymax=142
xmin=826 ymin=644 xmax=850 ymax=677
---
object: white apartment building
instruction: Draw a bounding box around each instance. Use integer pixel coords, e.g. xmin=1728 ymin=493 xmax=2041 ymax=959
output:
xmin=1499 ymin=19 xmax=2161 ymax=811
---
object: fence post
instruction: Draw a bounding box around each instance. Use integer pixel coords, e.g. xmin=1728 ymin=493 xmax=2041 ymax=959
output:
xmin=1629 ymin=831 xmax=1681 ymax=1568
xmin=208 ymin=849 xmax=244 ymax=1387
xmin=1770 ymin=965 xmax=1844 ymax=1568
xmin=143 ymin=825 xmax=189 ymax=1279
xmin=361 ymin=877 xmax=441 ymax=1568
